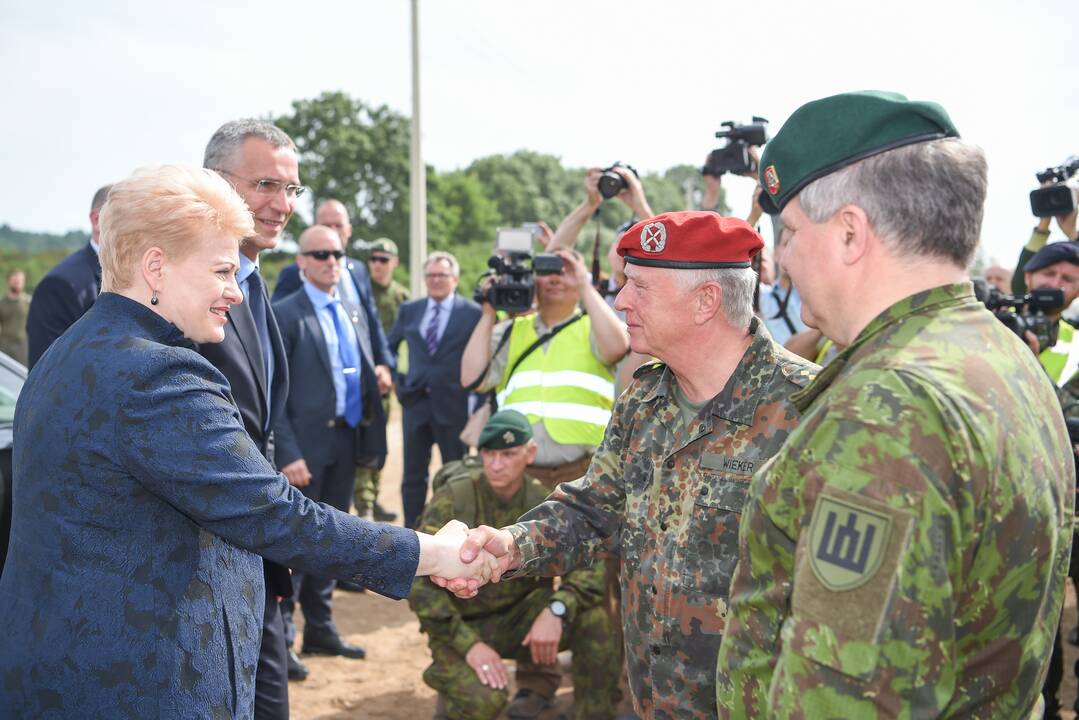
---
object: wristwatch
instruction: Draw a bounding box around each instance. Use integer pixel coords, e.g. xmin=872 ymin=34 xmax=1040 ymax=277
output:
xmin=548 ymin=599 xmax=567 ymax=619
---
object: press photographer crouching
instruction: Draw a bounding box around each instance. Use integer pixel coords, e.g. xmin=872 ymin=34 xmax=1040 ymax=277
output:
xmin=461 ymin=242 xmax=629 ymax=490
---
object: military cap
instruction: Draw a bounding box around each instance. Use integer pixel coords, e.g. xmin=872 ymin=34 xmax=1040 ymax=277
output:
xmin=478 ymin=410 xmax=533 ymax=449
xmin=617 ymin=211 xmax=763 ymax=269
xmin=1024 ymin=241 xmax=1079 ymax=273
xmin=759 ymin=90 xmax=960 ymax=213
xmin=369 ymin=237 xmax=399 ymax=256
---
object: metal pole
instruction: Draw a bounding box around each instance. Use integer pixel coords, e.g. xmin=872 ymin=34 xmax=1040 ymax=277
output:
xmin=408 ymin=0 xmax=427 ymax=298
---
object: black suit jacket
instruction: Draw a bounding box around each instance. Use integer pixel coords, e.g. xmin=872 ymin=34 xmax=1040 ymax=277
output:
xmin=197 ymin=270 xmax=292 ymax=597
xmin=26 ymin=243 xmax=101 ymax=369
xmin=272 ymin=288 xmax=387 ymax=469
xmin=274 ymin=259 xmax=393 ymax=370
xmin=387 ymin=294 xmax=482 ymax=430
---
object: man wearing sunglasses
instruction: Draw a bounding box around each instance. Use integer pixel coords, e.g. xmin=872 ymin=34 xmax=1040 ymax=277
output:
xmin=272 ymin=224 xmax=392 ymax=674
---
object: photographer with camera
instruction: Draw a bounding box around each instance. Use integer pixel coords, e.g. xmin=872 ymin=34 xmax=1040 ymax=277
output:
xmin=461 ymin=245 xmax=628 ymax=489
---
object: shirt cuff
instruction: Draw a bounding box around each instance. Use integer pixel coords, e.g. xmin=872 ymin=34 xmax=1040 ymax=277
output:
xmin=1026 ymin=228 xmax=1051 ymax=252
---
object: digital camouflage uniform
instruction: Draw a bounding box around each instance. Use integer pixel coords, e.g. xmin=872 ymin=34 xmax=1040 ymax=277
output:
xmin=716 ymin=283 xmax=1075 ymax=719
xmin=354 ymin=278 xmax=410 ymax=515
xmin=410 ymin=465 xmax=619 ymax=720
xmin=507 ymin=318 xmax=819 ymax=719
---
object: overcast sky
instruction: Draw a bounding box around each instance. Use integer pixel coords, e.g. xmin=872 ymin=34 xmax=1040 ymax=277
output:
xmin=2 ymin=0 xmax=1077 ymax=265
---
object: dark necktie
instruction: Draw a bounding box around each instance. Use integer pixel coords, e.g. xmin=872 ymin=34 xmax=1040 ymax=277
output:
xmin=246 ymin=270 xmax=272 ymax=390
xmin=425 ymin=302 xmax=441 ymax=356
xmin=330 ymin=299 xmax=363 ymax=428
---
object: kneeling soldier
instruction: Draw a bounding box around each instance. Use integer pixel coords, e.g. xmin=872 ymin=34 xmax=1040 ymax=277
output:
xmin=410 ymin=411 xmax=619 ymax=720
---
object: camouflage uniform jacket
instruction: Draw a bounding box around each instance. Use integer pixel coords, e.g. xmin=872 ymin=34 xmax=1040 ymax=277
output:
xmin=410 ymin=473 xmax=604 ymax=658
xmin=716 ymin=282 xmax=1075 ymax=719
xmin=372 ymin=279 xmax=410 ymax=336
xmin=507 ymin=319 xmax=818 ymax=719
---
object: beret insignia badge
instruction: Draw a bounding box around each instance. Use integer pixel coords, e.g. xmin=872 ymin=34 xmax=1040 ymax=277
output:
xmin=640 ymin=222 xmax=667 ymax=253
xmin=763 ymin=165 xmax=780 ymax=195
xmin=502 ymin=431 xmax=515 ymax=444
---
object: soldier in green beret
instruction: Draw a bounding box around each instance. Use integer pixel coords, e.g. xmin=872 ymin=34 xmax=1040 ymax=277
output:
xmin=714 ymin=91 xmax=1073 ymax=719
xmin=410 ymin=410 xmax=619 ymax=720
xmin=352 ymin=237 xmax=411 ymax=523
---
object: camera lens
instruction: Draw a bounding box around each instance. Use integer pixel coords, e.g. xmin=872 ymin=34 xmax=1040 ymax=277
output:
xmin=598 ymin=172 xmax=626 ymax=199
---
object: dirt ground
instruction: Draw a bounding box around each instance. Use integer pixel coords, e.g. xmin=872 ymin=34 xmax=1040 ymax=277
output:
xmin=288 ymin=402 xmax=1079 ymax=720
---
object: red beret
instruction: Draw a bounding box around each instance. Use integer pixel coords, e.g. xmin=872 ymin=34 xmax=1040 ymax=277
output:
xmin=617 ymin=211 xmax=764 ymax=269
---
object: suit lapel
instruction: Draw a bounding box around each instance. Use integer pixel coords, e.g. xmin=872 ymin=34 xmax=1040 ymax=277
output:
xmin=434 ymin=295 xmax=465 ymax=358
xmin=227 ymin=298 xmax=269 ymax=409
xmin=297 ymin=291 xmax=335 ymax=383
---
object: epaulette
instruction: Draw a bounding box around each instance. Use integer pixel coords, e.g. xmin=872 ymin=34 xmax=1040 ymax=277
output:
xmin=773 ymin=346 xmax=820 ymax=389
xmin=632 ymin=360 xmax=666 ymax=380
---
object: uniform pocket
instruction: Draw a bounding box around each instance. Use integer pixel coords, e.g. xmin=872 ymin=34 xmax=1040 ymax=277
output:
xmin=680 ymin=472 xmax=749 ymax=595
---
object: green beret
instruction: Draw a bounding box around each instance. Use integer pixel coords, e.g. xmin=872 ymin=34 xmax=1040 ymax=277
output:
xmin=369 ymin=238 xmax=398 ymax=256
xmin=477 ymin=410 xmax=533 ymax=450
xmin=759 ymin=91 xmax=959 ymax=213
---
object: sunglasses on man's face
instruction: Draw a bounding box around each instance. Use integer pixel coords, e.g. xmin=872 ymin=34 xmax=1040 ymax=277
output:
xmin=302 ymin=250 xmax=344 ymax=261
xmin=369 ymin=255 xmax=394 ymax=264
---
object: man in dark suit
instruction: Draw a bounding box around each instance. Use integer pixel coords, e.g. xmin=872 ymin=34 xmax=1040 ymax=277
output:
xmin=199 ymin=118 xmax=302 ymax=717
xmin=26 ymin=183 xmax=112 ymax=369
xmin=388 ymin=251 xmax=482 ymax=529
xmin=272 ymin=225 xmax=387 ymax=664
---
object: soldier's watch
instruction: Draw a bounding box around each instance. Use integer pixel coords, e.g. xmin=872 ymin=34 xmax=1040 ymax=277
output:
xmin=548 ymin=599 xmax=567 ymax=619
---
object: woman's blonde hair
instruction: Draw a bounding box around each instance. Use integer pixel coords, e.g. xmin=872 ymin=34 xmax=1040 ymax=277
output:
xmin=98 ymin=165 xmax=255 ymax=291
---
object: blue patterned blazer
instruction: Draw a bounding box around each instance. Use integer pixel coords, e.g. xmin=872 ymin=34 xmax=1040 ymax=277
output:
xmin=0 ymin=292 xmax=419 ymax=718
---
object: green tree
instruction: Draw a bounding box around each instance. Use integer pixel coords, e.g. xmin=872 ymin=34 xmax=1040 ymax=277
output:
xmin=273 ymin=91 xmax=412 ymax=258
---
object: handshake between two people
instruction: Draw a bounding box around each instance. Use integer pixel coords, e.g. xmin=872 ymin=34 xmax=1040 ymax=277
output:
xmin=415 ymin=522 xmax=521 ymax=598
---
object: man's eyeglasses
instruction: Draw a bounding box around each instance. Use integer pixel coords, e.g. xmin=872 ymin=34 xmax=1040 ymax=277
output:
xmin=302 ymin=250 xmax=344 ymax=261
xmin=219 ymin=170 xmax=307 ymax=199
xmin=425 ymin=273 xmax=452 ymax=280
xmin=369 ymin=255 xmax=394 ymax=264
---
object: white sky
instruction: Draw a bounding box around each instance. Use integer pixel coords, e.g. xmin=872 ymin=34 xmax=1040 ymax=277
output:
xmin=1 ymin=0 xmax=1077 ymax=266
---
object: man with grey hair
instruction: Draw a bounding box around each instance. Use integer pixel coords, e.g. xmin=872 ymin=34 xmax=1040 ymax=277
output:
xmin=447 ymin=211 xmax=819 ymax=718
xmin=388 ymin=251 xmax=482 ymax=529
xmin=714 ymin=92 xmax=1072 ymax=718
xmin=198 ymin=118 xmax=304 ymax=717
xmin=27 ymin=183 xmax=112 ymax=368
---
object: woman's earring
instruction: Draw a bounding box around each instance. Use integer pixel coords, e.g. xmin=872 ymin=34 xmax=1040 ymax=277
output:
xmin=150 ymin=289 xmax=159 ymax=306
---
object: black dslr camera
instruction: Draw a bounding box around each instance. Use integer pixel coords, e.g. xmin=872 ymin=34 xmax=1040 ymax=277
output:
xmin=597 ymin=163 xmax=639 ymax=200
xmin=702 ymin=117 xmax=769 ymax=177
xmin=1030 ymin=157 xmax=1079 ymax=217
xmin=978 ymin=282 xmax=1065 ymax=353
xmin=474 ymin=227 xmax=564 ymax=314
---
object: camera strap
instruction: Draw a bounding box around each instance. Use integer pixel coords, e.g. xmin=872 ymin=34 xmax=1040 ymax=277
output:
xmin=507 ymin=312 xmax=585 ymax=379
xmin=772 ymin=286 xmax=797 ymax=336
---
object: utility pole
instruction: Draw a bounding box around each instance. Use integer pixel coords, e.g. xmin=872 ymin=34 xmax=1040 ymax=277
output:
xmin=408 ymin=0 xmax=427 ymax=297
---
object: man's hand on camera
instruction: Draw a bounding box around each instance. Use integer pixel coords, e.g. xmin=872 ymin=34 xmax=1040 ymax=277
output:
xmin=747 ymin=184 xmax=764 ymax=227
xmin=553 ymin=249 xmax=590 ymax=290
xmin=614 ymin=166 xmax=653 ymax=218
xmin=1023 ymin=330 xmax=1041 ymax=357
xmin=584 ymin=168 xmax=604 ymax=208
xmin=1058 ymin=207 xmax=1078 ymax=241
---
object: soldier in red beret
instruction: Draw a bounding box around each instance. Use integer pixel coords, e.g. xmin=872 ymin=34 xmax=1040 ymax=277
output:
xmin=445 ymin=210 xmax=821 ymax=718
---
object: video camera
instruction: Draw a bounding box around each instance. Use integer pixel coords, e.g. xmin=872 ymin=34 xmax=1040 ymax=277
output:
xmin=474 ymin=227 xmax=564 ymax=314
xmin=977 ymin=281 xmax=1065 ymax=353
xmin=1030 ymin=157 xmax=1079 ymax=217
xmin=702 ymin=117 xmax=769 ymax=177
xmin=597 ymin=163 xmax=639 ymax=200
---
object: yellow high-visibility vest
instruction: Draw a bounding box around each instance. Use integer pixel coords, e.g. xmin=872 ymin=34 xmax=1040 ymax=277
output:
xmin=495 ymin=315 xmax=614 ymax=446
xmin=1040 ymin=321 xmax=1079 ymax=387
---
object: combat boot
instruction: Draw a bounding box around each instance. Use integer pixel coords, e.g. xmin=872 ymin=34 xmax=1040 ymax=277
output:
xmin=506 ymin=688 xmax=553 ymax=719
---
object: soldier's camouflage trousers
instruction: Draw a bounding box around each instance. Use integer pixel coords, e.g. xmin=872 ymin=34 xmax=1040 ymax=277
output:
xmin=423 ymin=587 xmax=620 ymax=720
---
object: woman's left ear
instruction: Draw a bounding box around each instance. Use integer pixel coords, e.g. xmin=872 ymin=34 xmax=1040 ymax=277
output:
xmin=140 ymin=246 xmax=167 ymax=294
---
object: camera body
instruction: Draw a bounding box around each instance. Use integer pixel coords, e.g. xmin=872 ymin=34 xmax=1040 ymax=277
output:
xmin=1031 ymin=157 xmax=1079 ymax=217
xmin=980 ymin=283 xmax=1065 ymax=353
xmin=474 ymin=227 xmax=564 ymax=314
xmin=702 ymin=117 xmax=769 ymax=177
xmin=598 ymin=163 xmax=639 ymax=200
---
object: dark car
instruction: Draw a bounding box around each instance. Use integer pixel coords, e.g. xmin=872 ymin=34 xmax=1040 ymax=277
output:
xmin=0 ymin=352 xmax=26 ymax=578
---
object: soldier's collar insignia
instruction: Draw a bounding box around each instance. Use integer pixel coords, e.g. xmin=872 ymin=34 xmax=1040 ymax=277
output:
xmin=640 ymin=222 xmax=667 ymax=253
